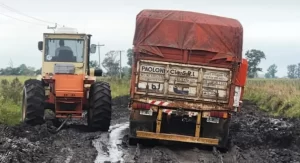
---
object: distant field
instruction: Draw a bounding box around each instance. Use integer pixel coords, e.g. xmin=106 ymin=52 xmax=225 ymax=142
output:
xmin=0 ymin=75 xmax=33 ymax=83
xmin=244 ymin=78 xmax=300 ymax=117
xmin=0 ymin=76 xmax=130 ymax=98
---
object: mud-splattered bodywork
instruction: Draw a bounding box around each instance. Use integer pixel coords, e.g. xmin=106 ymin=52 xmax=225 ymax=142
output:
xmin=36 ymin=30 xmax=100 ymax=118
xmin=129 ymin=9 xmax=248 ymax=147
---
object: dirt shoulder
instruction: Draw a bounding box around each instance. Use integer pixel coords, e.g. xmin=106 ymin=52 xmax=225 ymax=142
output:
xmin=230 ymin=100 xmax=300 ymax=163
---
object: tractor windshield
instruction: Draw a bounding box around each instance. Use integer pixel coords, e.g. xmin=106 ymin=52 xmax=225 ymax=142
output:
xmin=44 ymin=39 xmax=84 ymax=63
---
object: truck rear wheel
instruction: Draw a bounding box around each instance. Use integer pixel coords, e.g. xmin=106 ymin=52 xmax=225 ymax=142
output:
xmin=217 ymin=118 xmax=231 ymax=152
xmin=128 ymin=121 xmax=139 ymax=145
xmin=88 ymin=81 xmax=112 ymax=131
xmin=21 ymin=79 xmax=45 ymax=125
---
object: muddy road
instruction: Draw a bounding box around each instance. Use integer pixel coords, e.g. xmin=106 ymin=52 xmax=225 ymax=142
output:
xmin=0 ymin=96 xmax=300 ymax=163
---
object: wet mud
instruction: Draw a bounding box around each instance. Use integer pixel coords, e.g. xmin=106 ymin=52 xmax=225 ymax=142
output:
xmin=0 ymin=96 xmax=300 ymax=163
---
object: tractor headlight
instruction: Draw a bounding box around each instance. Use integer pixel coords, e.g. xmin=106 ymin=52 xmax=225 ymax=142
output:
xmin=49 ymin=73 xmax=53 ymax=79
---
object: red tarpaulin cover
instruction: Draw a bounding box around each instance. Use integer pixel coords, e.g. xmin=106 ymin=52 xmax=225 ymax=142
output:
xmin=133 ymin=9 xmax=243 ymax=61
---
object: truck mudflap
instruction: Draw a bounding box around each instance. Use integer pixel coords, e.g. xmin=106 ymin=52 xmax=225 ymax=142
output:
xmin=129 ymin=108 xmax=230 ymax=148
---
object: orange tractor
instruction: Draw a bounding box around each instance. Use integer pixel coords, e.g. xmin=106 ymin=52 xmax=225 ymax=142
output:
xmin=21 ymin=27 xmax=112 ymax=131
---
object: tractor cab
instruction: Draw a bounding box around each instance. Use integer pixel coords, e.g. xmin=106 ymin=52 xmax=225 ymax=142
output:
xmin=37 ymin=27 xmax=97 ymax=77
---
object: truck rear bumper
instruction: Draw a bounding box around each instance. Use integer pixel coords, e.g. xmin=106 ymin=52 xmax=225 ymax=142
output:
xmin=136 ymin=131 xmax=219 ymax=145
xmin=129 ymin=109 xmax=230 ymax=148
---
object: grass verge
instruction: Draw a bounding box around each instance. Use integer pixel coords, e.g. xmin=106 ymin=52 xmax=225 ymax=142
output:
xmin=4 ymin=76 xmax=299 ymax=124
xmin=244 ymin=79 xmax=300 ymax=118
xmin=112 ymin=78 xmax=300 ymax=118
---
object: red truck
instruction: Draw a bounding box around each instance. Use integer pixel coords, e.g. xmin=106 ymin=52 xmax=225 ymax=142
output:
xmin=128 ymin=9 xmax=248 ymax=149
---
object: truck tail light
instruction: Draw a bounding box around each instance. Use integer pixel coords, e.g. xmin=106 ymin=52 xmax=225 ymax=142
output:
xmin=132 ymin=102 xmax=151 ymax=110
xmin=210 ymin=111 xmax=228 ymax=119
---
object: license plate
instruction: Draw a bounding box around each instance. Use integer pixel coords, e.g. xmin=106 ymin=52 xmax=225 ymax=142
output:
xmin=206 ymin=117 xmax=219 ymax=123
xmin=140 ymin=110 xmax=153 ymax=116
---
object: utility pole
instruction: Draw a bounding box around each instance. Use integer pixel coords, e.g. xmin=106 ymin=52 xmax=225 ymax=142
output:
xmin=96 ymin=43 xmax=105 ymax=69
xmin=119 ymin=50 xmax=122 ymax=79
xmin=115 ymin=50 xmax=124 ymax=79
xmin=47 ymin=23 xmax=57 ymax=33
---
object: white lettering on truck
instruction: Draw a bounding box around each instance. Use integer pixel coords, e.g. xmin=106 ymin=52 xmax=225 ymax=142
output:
xmin=141 ymin=65 xmax=196 ymax=77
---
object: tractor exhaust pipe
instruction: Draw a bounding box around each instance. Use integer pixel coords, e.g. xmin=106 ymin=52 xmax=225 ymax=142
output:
xmin=87 ymin=34 xmax=92 ymax=76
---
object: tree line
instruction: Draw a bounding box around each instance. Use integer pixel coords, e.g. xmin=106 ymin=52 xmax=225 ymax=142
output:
xmin=0 ymin=64 xmax=41 ymax=76
xmin=245 ymin=48 xmax=300 ymax=79
xmin=0 ymin=48 xmax=296 ymax=79
xmin=89 ymin=49 xmax=133 ymax=78
xmin=286 ymin=63 xmax=300 ymax=79
xmin=0 ymin=49 xmax=133 ymax=77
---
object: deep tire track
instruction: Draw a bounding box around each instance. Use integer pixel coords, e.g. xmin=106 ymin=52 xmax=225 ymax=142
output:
xmin=93 ymin=122 xmax=129 ymax=163
xmin=0 ymin=95 xmax=130 ymax=163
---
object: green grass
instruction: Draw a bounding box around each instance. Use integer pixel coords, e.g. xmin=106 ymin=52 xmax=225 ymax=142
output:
xmin=97 ymin=77 xmax=130 ymax=98
xmin=0 ymin=75 xmax=33 ymax=83
xmin=0 ymin=100 xmax=21 ymax=126
xmin=244 ymin=78 xmax=300 ymax=118
xmin=4 ymin=75 xmax=299 ymax=125
xmin=0 ymin=76 xmax=25 ymax=125
xmin=0 ymin=76 xmax=130 ymax=98
xmin=0 ymin=75 xmax=130 ymax=125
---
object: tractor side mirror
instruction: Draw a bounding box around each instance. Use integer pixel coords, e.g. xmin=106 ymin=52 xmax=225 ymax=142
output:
xmin=94 ymin=69 xmax=103 ymax=76
xmin=90 ymin=44 xmax=96 ymax=54
xmin=38 ymin=41 xmax=43 ymax=51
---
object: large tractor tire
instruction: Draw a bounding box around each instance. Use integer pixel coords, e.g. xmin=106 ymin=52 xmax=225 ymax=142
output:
xmin=88 ymin=81 xmax=112 ymax=131
xmin=21 ymin=79 xmax=46 ymax=125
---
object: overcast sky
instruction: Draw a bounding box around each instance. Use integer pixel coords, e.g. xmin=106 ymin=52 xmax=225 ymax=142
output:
xmin=0 ymin=0 xmax=299 ymax=77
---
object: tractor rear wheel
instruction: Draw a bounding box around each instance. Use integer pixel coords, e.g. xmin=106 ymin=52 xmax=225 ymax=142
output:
xmin=21 ymin=79 xmax=45 ymax=125
xmin=88 ymin=81 xmax=112 ymax=131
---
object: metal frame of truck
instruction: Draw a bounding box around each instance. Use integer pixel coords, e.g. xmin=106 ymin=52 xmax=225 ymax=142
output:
xmin=128 ymin=9 xmax=248 ymax=148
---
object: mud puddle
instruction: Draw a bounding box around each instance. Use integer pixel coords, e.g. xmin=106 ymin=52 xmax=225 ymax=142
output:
xmin=120 ymin=135 xmax=238 ymax=163
xmin=0 ymin=95 xmax=130 ymax=163
xmin=93 ymin=122 xmax=129 ymax=163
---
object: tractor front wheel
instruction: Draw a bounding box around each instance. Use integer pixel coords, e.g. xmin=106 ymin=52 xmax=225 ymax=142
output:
xmin=88 ymin=81 xmax=112 ymax=131
xmin=21 ymin=79 xmax=46 ymax=125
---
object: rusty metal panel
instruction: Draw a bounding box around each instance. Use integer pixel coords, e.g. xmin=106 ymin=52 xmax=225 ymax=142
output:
xmin=134 ymin=98 xmax=229 ymax=111
xmin=202 ymin=70 xmax=231 ymax=101
xmin=138 ymin=62 xmax=165 ymax=94
xmin=168 ymin=64 xmax=199 ymax=97
xmin=136 ymin=131 xmax=219 ymax=145
xmin=136 ymin=60 xmax=231 ymax=104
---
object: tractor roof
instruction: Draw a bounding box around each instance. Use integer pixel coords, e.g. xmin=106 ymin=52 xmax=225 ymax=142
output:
xmin=43 ymin=27 xmax=89 ymax=35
